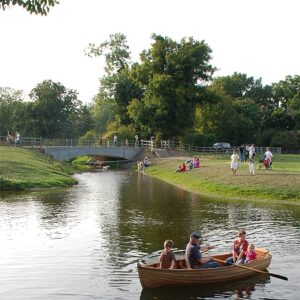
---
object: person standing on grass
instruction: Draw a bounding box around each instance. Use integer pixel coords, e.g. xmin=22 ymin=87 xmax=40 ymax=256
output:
xmin=230 ymin=149 xmax=240 ymax=176
xmin=238 ymin=144 xmax=245 ymax=163
xmin=249 ymin=153 xmax=255 ymax=176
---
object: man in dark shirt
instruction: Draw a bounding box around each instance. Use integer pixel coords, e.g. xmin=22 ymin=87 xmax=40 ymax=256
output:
xmin=185 ymin=232 xmax=219 ymax=269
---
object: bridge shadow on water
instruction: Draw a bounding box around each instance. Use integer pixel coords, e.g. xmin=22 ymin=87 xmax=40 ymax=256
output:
xmin=140 ymin=274 xmax=270 ymax=300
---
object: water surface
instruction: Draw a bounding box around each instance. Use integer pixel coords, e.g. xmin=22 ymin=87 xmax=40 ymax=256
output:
xmin=0 ymin=171 xmax=299 ymax=299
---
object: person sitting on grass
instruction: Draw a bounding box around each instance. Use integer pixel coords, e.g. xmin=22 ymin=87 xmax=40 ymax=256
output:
xmin=180 ymin=163 xmax=186 ymax=172
xmin=159 ymin=240 xmax=176 ymax=269
xmin=195 ymin=157 xmax=201 ymax=168
xmin=174 ymin=165 xmax=181 ymax=173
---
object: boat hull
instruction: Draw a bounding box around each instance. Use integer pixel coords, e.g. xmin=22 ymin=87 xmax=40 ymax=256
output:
xmin=138 ymin=248 xmax=272 ymax=288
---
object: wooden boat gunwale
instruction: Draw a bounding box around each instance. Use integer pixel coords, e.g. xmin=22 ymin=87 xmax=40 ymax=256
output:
xmin=138 ymin=248 xmax=272 ymax=288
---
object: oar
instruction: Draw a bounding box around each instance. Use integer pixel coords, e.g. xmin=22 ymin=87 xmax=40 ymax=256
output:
xmin=212 ymin=257 xmax=288 ymax=281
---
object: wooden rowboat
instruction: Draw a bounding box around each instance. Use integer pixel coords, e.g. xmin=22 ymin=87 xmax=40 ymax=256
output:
xmin=138 ymin=248 xmax=272 ymax=288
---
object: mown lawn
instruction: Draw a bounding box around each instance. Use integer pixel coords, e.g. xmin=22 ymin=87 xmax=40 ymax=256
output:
xmin=0 ymin=147 xmax=77 ymax=190
xmin=145 ymin=153 xmax=300 ymax=202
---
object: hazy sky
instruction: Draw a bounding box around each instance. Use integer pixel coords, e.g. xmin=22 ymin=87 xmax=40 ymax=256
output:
xmin=1 ymin=0 xmax=299 ymax=103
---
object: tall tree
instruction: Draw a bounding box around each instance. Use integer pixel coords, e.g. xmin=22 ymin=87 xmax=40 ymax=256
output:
xmin=29 ymin=80 xmax=83 ymax=137
xmin=0 ymin=87 xmax=24 ymax=136
xmin=86 ymin=33 xmax=135 ymax=130
xmin=271 ymin=75 xmax=300 ymax=129
xmin=128 ymin=34 xmax=215 ymax=138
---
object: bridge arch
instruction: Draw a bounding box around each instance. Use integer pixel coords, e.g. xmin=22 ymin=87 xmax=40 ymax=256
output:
xmin=44 ymin=146 xmax=142 ymax=162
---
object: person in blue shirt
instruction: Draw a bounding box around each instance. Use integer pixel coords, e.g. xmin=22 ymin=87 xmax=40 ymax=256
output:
xmin=185 ymin=232 xmax=219 ymax=269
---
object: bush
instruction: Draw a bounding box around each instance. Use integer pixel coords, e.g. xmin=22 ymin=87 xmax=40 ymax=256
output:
xmin=271 ymin=131 xmax=300 ymax=153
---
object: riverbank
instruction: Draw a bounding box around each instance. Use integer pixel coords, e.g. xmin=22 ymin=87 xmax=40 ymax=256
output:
xmin=145 ymin=154 xmax=300 ymax=202
xmin=0 ymin=147 xmax=78 ymax=190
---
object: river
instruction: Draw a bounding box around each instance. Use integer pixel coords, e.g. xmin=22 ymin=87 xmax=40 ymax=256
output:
xmin=0 ymin=171 xmax=299 ymax=299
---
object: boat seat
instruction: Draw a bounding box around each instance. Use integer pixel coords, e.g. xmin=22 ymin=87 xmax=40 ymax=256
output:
xmin=176 ymin=260 xmax=187 ymax=269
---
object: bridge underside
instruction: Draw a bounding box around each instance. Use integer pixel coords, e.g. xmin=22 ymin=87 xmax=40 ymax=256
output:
xmin=44 ymin=146 xmax=142 ymax=162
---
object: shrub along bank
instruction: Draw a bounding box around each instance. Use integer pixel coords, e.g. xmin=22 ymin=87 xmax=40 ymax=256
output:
xmin=144 ymin=154 xmax=300 ymax=202
xmin=0 ymin=147 xmax=78 ymax=190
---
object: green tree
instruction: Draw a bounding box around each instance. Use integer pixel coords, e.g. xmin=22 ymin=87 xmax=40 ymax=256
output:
xmin=271 ymin=75 xmax=300 ymax=129
xmin=91 ymin=96 xmax=116 ymax=135
xmin=86 ymin=33 xmax=131 ymax=75
xmin=86 ymin=33 xmax=136 ymax=131
xmin=0 ymin=0 xmax=58 ymax=15
xmin=29 ymin=80 xmax=84 ymax=137
xmin=212 ymin=72 xmax=264 ymax=100
xmin=194 ymin=81 xmax=262 ymax=146
xmin=128 ymin=34 xmax=215 ymax=138
xmin=0 ymin=87 xmax=25 ymax=136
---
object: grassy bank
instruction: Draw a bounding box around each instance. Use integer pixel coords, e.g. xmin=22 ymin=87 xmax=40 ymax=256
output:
xmin=145 ymin=154 xmax=300 ymax=202
xmin=0 ymin=147 xmax=78 ymax=190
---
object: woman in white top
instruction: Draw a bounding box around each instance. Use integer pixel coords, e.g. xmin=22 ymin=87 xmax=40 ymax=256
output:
xmin=264 ymin=147 xmax=273 ymax=161
xmin=230 ymin=150 xmax=240 ymax=176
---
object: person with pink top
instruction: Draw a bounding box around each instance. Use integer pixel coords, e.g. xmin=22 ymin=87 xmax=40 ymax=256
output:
xmin=245 ymin=243 xmax=257 ymax=263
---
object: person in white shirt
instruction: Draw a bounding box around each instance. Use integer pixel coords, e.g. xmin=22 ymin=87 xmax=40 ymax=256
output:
xmin=264 ymin=147 xmax=273 ymax=161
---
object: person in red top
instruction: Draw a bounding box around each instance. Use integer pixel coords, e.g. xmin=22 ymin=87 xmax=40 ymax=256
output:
xmin=225 ymin=229 xmax=249 ymax=265
xmin=245 ymin=243 xmax=257 ymax=263
xmin=180 ymin=163 xmax=186 ymax=172
xmin=159 ymin=240 xmax=176 ymax=269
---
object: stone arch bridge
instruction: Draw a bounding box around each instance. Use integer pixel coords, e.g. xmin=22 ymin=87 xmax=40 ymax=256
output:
xmin=43 ymin=146 xmax=142 ymax=162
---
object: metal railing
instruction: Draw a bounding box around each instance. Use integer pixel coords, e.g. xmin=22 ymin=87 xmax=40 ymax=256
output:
xmin=0 ymin=136 xmax=282 ymax=154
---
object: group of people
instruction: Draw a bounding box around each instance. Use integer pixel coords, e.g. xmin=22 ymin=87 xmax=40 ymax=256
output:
xmin=137 ymin=156 xmax=150 ymax=172
xmin=4 ymin=131 xmax=21 ymax=147
xmin=231 ymin=146 xmax=273 ymax=176
xmin=174 ymin=156 xmax=201 ymax=173
xmin=159 ymin=229 xmax=256 ymax=269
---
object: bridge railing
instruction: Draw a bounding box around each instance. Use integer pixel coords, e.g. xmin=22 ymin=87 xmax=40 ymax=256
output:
xmin=0 ymin=136 xmax=282 ymax=154
xmin=0 ymin=136 xmax=137 ymax=148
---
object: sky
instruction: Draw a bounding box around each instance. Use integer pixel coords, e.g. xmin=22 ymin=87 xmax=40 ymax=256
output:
xmin=1 ymin=0 xmax=300 ymax=103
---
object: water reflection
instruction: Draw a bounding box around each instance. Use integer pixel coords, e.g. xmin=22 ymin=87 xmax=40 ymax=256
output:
xmin=0 ymin=171 xmax=299 ymax=299
xmin=140 ymin=274 xmax=270 ymax=300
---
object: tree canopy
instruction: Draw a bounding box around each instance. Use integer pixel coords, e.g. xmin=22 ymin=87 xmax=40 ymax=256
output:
xmin=88 ymin=33 xmax=215 ymax=139
xmin=0 ymin=0 xmax=58 ymax=15
xmin=1 ymin=32 xmax=300 ymax=152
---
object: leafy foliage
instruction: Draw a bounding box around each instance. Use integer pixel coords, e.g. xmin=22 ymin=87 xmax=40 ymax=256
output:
xmin=0 ymin=0 xmax=59 ymax=15
xmin=0 ymin=81 xmax=93 ymax=139
xmin=91 ymin=33 xmax=215 ymax=139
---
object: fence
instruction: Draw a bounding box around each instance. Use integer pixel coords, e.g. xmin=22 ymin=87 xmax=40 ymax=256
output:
xmin=0 ymin=136 xmax=282 ymax=154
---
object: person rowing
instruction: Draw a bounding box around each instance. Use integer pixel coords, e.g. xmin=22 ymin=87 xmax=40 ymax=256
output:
xmin=185 ymin=232 xmax=219 ymax=269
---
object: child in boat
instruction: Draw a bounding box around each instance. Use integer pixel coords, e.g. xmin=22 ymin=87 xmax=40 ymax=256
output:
xmin=225 ymin=229 xmax=249 ymax=265
xmin=245 ymin=243 xmax=257 ymax=263
xmin=159 ymin=240 xmax=176 ymax=269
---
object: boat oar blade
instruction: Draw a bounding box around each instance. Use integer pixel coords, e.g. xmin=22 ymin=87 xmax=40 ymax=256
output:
xmin=268 ymin=272 xmax=288 ymax=281
xmin=212 ymin=257 xmax=288 ymax=281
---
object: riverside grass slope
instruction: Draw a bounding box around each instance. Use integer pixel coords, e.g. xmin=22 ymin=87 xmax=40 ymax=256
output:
xmin=0 ymin=147 xmax=77 ymax=190
xmin=145 ymin=154 xmax=300 ymax=202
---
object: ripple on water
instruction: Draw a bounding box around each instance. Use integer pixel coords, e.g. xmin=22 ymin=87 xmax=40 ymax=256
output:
xmin=0 ymin=172 xmax=299 ymax=299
